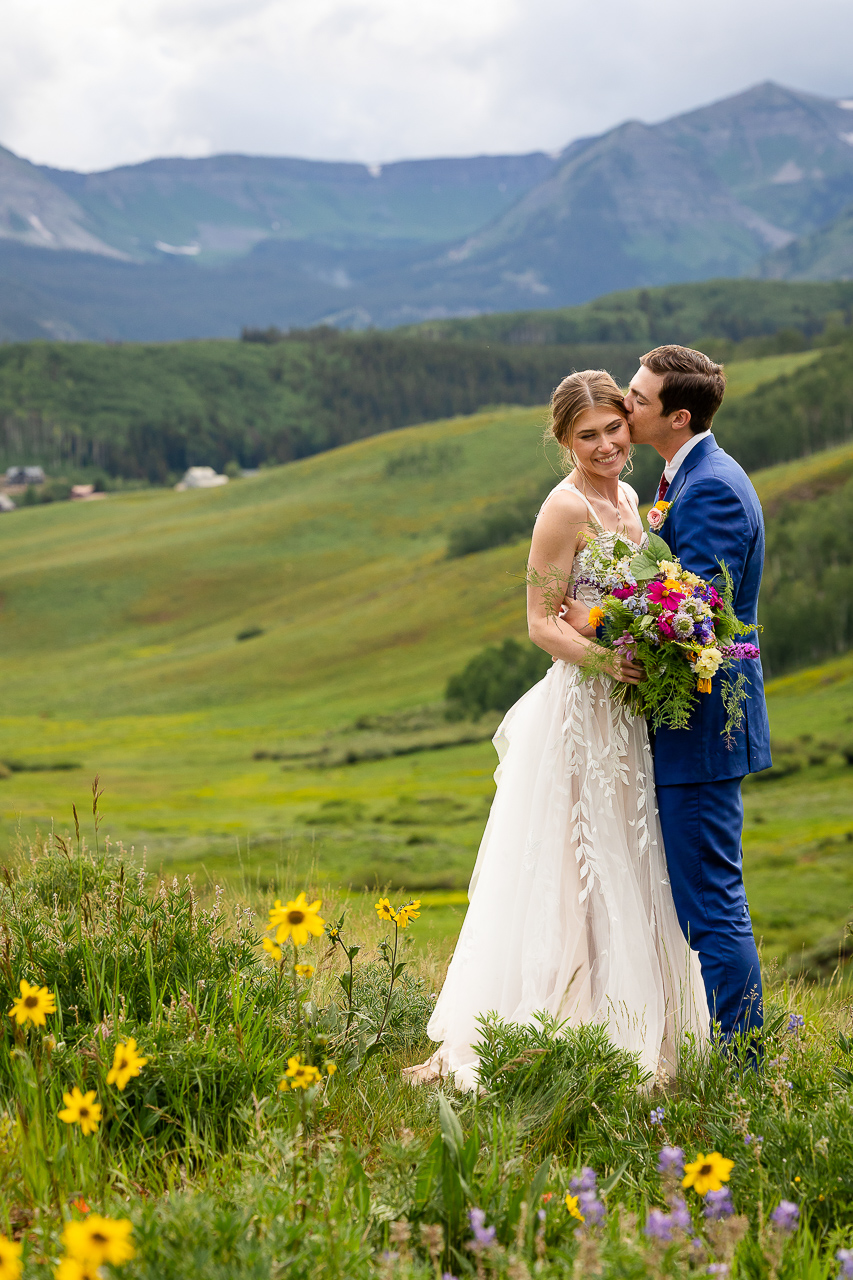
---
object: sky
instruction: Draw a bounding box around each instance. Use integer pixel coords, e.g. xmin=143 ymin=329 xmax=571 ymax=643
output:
xmin=2 ymin=0 xmax=853 ymax=173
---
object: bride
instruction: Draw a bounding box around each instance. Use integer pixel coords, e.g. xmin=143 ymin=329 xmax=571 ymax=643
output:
xmin=404 ymin=370 xmax=708 ymax=1091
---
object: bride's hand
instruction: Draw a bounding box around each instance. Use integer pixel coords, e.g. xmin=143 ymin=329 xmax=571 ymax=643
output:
xmin=559 ymin=596 xmax=596 ymax=637
xmin=608 ymin=653 xmax=646 ymax=685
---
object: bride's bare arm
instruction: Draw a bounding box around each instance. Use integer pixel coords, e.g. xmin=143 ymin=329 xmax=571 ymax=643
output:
xmin=526 ymin=492 xmax=644 ymax=684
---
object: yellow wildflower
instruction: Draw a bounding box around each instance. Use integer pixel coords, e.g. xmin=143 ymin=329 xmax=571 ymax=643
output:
xmin=375 ymin=897 xmax=396 ymax=922
xmin=564 ymin=1193 xmax=585 ymax=1222
xmin=58 ymin=1088 xmax=102 ymax=1136
xmin=395 ymin=900 xmax=422 ymax=929
xmin=62 ymin=1216 xmax=134 ymax=1267
xmin=325 ymin=1061 xmax=337 ymax=1076
xmin=682 ymin=1152 xmax=734 ymax=1197
xmin=55 ymin=1258 xmax=100 ymax=1280
xmin=262 ymin=936 xmax=283 ymax=962
xmin=106 ymin=1038 xmax=148 ymax=1091
xmin=294 ymin=963 xmax=315 ymax=978
xmin=587 ymin=606 xmax=605 ymax=628
xmin=268 ymin=893 xmax=324 ymax=947
xmin=8 ymin=979 xmax=56 ymax=1027
xmin=280 ymin=1054 xmax=322 ymax=1090
xmin=0 ymin=1233 xmax=22 ymax=1280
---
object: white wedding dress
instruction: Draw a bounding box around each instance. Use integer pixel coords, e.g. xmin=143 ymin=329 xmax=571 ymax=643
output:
xmin=409 ymin=479 xmax=709 ymax=1092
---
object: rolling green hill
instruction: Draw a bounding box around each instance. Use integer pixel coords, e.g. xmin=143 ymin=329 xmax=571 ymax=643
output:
xmin=0 ymin=391 xmax=851 ymax=964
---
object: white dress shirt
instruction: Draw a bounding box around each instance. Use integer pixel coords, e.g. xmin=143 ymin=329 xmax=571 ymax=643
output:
xmin=663 ymin=429 xmax=712 ymax=485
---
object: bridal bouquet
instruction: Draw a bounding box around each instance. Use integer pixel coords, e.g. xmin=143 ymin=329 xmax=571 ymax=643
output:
xmin=573 ymin=530 xmax=760 ymax=736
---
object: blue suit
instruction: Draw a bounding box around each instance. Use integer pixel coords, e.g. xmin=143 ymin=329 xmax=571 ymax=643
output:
xmin=651 ymin=434 xmax=770 ymax=1045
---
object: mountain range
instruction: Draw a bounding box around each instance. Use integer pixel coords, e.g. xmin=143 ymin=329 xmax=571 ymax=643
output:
xmin=2 ymin=81 xmax=853 ymax=341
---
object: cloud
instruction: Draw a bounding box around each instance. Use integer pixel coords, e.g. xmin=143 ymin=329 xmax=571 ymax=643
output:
xmin=1 ymin=0 xmax=852 ymax=172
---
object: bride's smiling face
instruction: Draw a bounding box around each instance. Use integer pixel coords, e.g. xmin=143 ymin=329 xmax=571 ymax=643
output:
xmin=570 ymin=405 xmax=631 ymax=477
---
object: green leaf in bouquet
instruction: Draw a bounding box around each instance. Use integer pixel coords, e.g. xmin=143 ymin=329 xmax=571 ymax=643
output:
xmin=629 ymin=548 xmax=662 ymax=582
xmin=613 ymin=537 xmax=634 ymax=561
xmin=646 ymin=531 xmax=673 ymax=561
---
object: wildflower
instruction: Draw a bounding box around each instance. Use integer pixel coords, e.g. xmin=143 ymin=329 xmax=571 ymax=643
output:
xmin=611 ymin=585 xmax=637 ymax=600
xmin=324 ymin=1061 xmax=337 ymax=1076
xmin=58 ymin=1088 xmax=102 ymax=1136
xmin=787 ymin=1013 xmax=805 ymax=1034
xmin=468 ymin=1208 xmax=496 ymax=1249
xmin=106 ymin=1038 xmax=147 ymax=1091
xmin=770 ymin=1200 xmax=799 ymax=1233
xmin=647 ymin=580 xmax=685 ymax=611
xmin=658 ymin=560 xmax=680 ymax=579
xmin=578 ymin=1192 xmax=605 ymax=1225
xmin=262 ymin=937 xmax=283 ymax=962
xmin=375 ymin=897 xmax=396 ymax=923
xmin=657 ymin=1145 xmax=685 ymax=1176
xmin=682 ymin=1152 xmax=734 ymax=1197
xmin=62 ymin=1216 xmax=135 ymax=1266
xmin=704 ymin=1188 xmax=734 ymax=1220
xmin=569 ymin=1166 xmax=598 ymax=1194
xmin=280 ymin=1055 xmax=322 ymax=1090
xmin=294 ymin=963 xmax=315 ymax=978
xmin=650 ymin=1106 xmax=665 ymax=1125
xmin=268 ymin=893 xmax=324 ymax=946
xmin=55 ymin=1260 xmax=101 ymax=1280
xmin=587 ymin=606 xmax=605 ymax=628
xmin=8 ymin=979 xmax=56 ymax=1027
xmin=644 ymin=1208 xmax=674 ymax=1240
xmin=395 ymin=900 xmax=421 ymax=929
xmin=837 ymin=1248 xmax=853 ymax=1278
xmin=693 ymin=648 xmax=723 ymax=679
xmin=69 ymin=1199 xmax=90 ymax=1215
xmin=327 ymin=925 xmax=341 ymax=940
xmin=707 ymin=1266 xmax=730 ymax=1277
xmin=0 ymin=1233 xmax=22 ymax=1280
xmin=668 ymin=1197 xmax=692 ymax=1231
xmin=565 ymin=1194 xmax=584 ymax=1222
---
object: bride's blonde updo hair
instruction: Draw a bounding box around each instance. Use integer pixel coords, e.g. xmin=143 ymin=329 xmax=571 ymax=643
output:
xmin=545 ymin=369 xmax=628 ymax=472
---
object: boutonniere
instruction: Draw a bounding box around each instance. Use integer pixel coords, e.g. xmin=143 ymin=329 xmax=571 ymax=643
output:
xmin=647 ymin=500 xmax=671 ymax=532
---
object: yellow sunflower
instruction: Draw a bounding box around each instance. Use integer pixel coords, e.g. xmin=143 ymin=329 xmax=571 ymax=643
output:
xmin=394 ymin=900 xmax=422 ymax=929
xmin=57 ymin=1088 xmax=102 ymax=1136
xmin=682 ymin=1152 xmax=734 ymax=1197
xmin=106 ymin=1038 xmax=148 ymax=1091
xmin=294 ymin=963 xmax=315 ymax=978
xmin=564 ymin=1193 xmax=585 ymax=1223
xmin=375 ymin=897 xmax=396 ymax=922
xmin=279 ymin=1054 xmax=323 ymax=1090
xmin=8 ymin=979 xmax=56 ymax=1027
xmin=61 ymin=1216 xmax=135 ymax=1266
xmin=262 ymin=936 xmax=283 ymax=962
xmin=55 ymin=1257 xmax=100 ymax=1280
xmin=0 ymin=1233 xmax=22 ymax=1280
xmin=268 ymin=893 xmax=324 ymax=946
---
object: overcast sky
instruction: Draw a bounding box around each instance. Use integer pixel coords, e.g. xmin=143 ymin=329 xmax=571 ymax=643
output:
xmin=2 ymin=0 xmax=852 ymax=173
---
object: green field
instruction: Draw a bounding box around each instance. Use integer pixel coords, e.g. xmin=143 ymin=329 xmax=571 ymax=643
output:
xmin=1 ymin=352 xmax=851 ymax=965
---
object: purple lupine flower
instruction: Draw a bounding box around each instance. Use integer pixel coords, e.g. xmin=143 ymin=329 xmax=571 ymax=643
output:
xmin=787 ymin=1013 xmax=805 ymax=1034
xmin=468 ymin=1208 xmax=496 ymax=1248
xmin=770 ymin=1200 xmax=799 ymax=1233
xmin=650 ymin=1106 xmax=665 ymax=1125
xmin=704 ymin=1189 xmax=734 ymax=1221
xmin=707 ymin=1266 xmax=730 ymax=1277
xmin=657 ymin=1145 xmax=685 ymax=1175
xmin=578 ymin=1191 xmax=605 ymax=1226
xmin=719 ymin=642 xmax=760 ymax=661
xmin=569 ymin=1167 xmax=598 ymax=1194
xmin=668 ymin=1196 xmax=692 ymax=1231
xmin=644 ymin=1208 xmax=673 ymax=1241
xmin=837 ymin=1248 xmax=853 ymax=1278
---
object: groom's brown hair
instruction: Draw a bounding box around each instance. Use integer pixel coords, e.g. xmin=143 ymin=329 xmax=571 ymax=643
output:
xmin=639 ymin=345 xmax=726 ymax=433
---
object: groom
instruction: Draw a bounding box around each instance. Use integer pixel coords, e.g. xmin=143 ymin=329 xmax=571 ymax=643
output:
xmin=624 ymin=344 xmax=771 ymax=1047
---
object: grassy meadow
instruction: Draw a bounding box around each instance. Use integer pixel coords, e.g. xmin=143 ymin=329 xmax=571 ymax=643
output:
xmin=0 ymin=349 xmax=850 ymax=966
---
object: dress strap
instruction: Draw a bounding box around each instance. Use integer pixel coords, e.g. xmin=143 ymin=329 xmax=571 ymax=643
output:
xmin=564 ymin=482 xmax=600 ymax=522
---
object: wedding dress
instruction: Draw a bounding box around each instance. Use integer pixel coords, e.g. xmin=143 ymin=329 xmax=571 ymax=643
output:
xmin=406 ymin=478 xmax=709 ymax=1092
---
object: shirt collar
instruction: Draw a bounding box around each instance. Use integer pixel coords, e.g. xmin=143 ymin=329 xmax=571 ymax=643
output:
xmin=663 ymin=429 xmax=712 ymax=483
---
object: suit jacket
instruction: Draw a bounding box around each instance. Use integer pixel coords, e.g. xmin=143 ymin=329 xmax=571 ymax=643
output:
xmin=652 ymin=433 xmax=772 ymax=785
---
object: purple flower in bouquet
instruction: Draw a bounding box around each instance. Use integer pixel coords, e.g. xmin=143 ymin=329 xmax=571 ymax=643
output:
xmin=611 ymin=584 xmax=637 ymax=600
xmin=696 ymin=620 xmax=716 ymax=644
xmin=720 ymin=642 xmax=760 ymax=661
xmin=614 ymin=631 xmax=637 ymax=662
xmin=770 ymin=1200 xmax=799 ymax=1233
xmin=657 ymin=617 xmax=676 ymax=640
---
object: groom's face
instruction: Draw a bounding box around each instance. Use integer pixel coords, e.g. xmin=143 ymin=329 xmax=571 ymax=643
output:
xmin=623 ymin=365 xmax=667 ymax=445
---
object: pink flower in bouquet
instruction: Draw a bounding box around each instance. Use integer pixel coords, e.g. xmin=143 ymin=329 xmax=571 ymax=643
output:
xmin=657 ymin=617 xmax=676 ymax=640
xmin=613 ymin=631 xmax=636 ymax=662
xmin=647 ymin=580 xmax=685 ymax=611
xmin=611 ymin=585 xmax=636 ymax=600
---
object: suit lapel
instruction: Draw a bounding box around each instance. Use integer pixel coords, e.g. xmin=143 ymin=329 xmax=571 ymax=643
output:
xmin=666 ymin=434 xmax=720 ymax=505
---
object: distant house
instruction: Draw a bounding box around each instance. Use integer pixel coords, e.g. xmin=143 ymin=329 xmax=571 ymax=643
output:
xmin=5 ymin=465 xmax=45 ymax=485
xmin=175 ymin=466 xmax=229 ymax=491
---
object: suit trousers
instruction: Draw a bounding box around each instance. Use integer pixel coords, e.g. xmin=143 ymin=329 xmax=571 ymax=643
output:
xmin=656 ymin=777 xmax=763 ymax=1042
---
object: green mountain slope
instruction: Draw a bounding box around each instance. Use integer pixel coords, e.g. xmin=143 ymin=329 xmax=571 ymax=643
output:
xmin=764 ymin=201 xmax=853 ymax=281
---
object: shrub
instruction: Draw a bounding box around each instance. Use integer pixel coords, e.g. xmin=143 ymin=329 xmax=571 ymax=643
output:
xmin=446 ymin=637 xmax=551 ymax=719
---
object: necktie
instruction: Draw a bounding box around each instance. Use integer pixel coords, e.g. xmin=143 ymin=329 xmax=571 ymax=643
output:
xmin=656 ymin=474 xmax=670 ymax=503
